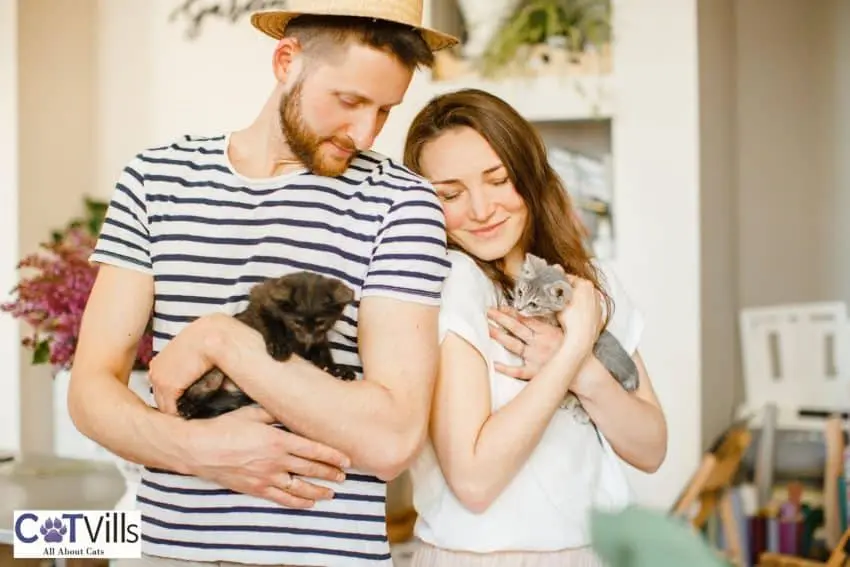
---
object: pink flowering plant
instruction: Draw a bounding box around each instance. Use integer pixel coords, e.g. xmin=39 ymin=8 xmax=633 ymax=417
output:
xmin=1 ymin=197 xmax=153 ymax=370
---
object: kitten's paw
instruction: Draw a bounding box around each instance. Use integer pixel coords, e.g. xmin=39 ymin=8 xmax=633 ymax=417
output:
xmin=176 ymin=396 xmax=203 ymax=420
xmin=559 ymin=394 xmax=591 ymax=423
xmin=267 ymin=343 xmax=293 ymax=361
xmin=571 ymin=407 xmax=592 ymax=424
xmin=329 ymin=365 xmax=356 ymax=381
xmin=621 ymin=373 xmax=640 ymax=392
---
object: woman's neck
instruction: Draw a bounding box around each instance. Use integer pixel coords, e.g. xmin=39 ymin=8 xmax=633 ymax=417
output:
xmin=502 ymin=245 xmax=526 ymax=279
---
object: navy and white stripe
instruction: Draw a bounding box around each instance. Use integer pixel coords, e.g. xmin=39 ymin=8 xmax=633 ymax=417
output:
xmin=90 ymin=134 xmax=449 ymax=566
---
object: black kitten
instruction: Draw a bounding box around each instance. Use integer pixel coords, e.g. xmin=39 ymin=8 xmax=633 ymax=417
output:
xmin=175 ymin=271 xmax=356 ymax=419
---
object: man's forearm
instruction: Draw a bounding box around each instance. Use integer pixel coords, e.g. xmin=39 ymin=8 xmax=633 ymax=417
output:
xmin=233 ymin=356 xmax=418 ymax=479
xmin=68 ymin=369 xmax=192 ymax=474
xmin=576 ymin=360 xmax=667 ymax=472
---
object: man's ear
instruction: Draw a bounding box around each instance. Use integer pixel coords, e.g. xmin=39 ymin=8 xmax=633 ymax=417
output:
xmin=272 ymin=37 xmax=302 ymax=84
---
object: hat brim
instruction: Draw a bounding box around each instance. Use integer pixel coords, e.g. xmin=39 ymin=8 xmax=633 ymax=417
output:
xmin=251 ymin=10 xmax=459 ymax=52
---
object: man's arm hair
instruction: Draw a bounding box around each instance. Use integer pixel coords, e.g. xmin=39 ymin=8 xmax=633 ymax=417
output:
xmin=224 ymin=297 xmax=439 ymax=481
xmin=68 ymin=264 xmax=193 ymax=473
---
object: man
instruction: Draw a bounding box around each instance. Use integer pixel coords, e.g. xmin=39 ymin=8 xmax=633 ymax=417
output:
xmin=67 ymin=1 xmax=459 ymax=565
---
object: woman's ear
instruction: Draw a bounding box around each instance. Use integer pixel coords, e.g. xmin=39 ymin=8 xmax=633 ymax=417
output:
xmin=272 ymin=37 xmax=302 ymax=84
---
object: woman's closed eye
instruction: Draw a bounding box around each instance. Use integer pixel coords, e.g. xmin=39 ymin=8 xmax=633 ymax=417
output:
xmin=436 ymin=185 xmax=464 ymax=202
xmin=338 ymin=95 xmax=360 ymax=109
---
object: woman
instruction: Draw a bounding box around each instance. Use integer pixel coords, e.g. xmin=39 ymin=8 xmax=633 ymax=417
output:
xmin=402 ymin=88 xmax=668 ymax=566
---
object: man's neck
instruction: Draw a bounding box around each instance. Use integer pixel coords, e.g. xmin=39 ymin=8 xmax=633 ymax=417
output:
xmin=228 ymin=94 xmax=303 ymax=179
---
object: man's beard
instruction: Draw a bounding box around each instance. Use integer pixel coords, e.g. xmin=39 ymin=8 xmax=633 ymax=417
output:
xmin=279 ymin=82 xmax=356 ymax=177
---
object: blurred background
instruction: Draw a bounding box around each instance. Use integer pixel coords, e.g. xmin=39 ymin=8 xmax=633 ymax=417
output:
xmin=0 ymin=0 xmax=849 ymax=563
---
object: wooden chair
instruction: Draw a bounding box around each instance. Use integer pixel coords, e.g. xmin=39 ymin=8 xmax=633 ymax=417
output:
xmin=671 ymin=422 xmax=754 ymax=566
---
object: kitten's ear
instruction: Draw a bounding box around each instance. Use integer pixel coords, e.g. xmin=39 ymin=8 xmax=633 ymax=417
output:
xmin=528 ymin=253 xmax=549 ymax=272
xmin=330 ymin=279 xmax=355 ymax=305
xmin=552 ymin=263 xmax=566 ymax=275
xmin=253 ymin=278 xmax=290 ymax=305
xmin=521 ymin=253 xmax=541 ymax=278
xmin=546 ymin=280 xmax=572 ymax=309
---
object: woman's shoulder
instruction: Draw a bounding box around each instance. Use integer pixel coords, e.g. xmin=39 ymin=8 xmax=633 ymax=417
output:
xmin=441 ymin=250 xmax=498 ymax=308
xmin=447 ymin=248 xmax=482 ymax=272
xmin=445 ymin=250 xmax=491 ymax=288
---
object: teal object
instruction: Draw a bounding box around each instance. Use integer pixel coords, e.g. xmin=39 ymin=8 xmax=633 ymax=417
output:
xmin=590 ymin=505 xmax=732 ymax=567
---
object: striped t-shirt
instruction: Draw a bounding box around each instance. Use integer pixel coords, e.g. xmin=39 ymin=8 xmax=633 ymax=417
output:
xmin=89 ymin=133 xmax=449 ymax=566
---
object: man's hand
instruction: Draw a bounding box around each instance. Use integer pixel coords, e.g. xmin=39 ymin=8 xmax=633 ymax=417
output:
xmin=149 ymin=313 xmax=265 ymax=414
xmin=183 ymin=406 xmax=351 ymax=508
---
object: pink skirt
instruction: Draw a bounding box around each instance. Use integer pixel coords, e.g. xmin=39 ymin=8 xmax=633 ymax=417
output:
xmin=410 ymin=542 xmax=606 ymax=567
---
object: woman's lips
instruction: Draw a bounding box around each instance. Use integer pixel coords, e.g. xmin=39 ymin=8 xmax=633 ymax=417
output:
xmin=469 ymin=218 xmax=508 ymax=238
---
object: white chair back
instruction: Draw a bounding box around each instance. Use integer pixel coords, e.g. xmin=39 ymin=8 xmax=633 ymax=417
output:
xmin=739 ymin=301 xmax=849 ymax=428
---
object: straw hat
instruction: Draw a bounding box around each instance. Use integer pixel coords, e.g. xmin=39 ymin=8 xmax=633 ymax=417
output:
xmin=251 ymin=0 xmax=460 ymax=52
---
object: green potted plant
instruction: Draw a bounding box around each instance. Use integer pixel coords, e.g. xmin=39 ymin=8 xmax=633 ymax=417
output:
xmin=480 ymin=0 xmax=612 ymax=78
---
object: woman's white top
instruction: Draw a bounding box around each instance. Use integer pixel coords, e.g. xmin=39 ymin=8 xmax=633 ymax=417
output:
xmin=409 ymin=250 xmax=645 ymax=553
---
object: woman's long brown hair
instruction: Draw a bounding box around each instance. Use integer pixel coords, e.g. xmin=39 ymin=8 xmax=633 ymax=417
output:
xmin=403 ymin=88 xmax=613 ymax=323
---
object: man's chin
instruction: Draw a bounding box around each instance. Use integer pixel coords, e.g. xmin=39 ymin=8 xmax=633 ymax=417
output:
xmin=311 ymin=155 xmax=354 ymax=177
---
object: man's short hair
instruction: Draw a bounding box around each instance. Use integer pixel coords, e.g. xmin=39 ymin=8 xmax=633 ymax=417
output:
xmin=283 ymin=14 xmax=435 ymax=70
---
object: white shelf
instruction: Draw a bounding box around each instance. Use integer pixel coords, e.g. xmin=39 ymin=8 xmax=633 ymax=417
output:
xmin=420 ymin=73 xmax=616 ymax=122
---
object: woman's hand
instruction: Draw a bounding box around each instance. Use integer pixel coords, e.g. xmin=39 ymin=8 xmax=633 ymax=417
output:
xmin=557 ymin=275 xmax=602 ymax=356
xmin=487 ymin=306 xmax=564 ymax=380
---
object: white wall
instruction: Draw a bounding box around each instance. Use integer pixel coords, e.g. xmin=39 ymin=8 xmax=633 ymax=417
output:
xmin=0 ymin=0 xmax=21 ymax=453
xmin=697 ymin=0 xmax=739 ymax=452
xmin=93 ymin=0 xmax=276 ymax=195
xmin=834 ymin=0 xmax=850 ymax=302
xmin=730 ymin=0 xmax=850 ymax=420
xmin=16 ymin=0 xmax=100 ymax=454
xmin=736 ymin=0 xmax=850 ymax=308
xmin=604 ymin=0 xmax=702 ymax=507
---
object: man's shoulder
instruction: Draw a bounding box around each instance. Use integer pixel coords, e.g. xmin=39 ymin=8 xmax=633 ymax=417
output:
xmin=352 ymin=150 xmax=437 ymax=195
xmin=130 ymin=133 xmax=228 ymax=167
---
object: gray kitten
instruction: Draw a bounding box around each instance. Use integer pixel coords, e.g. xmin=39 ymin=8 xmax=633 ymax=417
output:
xmin=509 ymin=253 xmax=639 ymax=423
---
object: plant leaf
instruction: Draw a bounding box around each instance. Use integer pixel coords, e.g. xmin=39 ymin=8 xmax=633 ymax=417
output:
xmin=32 ymin=340 xmax=50 ymax=365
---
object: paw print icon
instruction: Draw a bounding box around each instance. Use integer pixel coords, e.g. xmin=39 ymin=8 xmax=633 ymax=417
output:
xmin=40 ymin=517 xmax=68 ymax=543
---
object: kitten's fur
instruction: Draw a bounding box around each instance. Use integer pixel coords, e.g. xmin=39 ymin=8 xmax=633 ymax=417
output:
xmin=509 ymin=253 xmax=639 ymax=423
xmin=176 ymin=271 xmax=356 ymax=420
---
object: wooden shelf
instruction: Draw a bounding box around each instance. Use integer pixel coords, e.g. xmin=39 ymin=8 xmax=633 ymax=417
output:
xmin=420 ymin=73 xmax=616 ymax=122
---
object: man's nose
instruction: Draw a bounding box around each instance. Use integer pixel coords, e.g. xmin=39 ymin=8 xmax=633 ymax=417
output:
xmin=348 ymin=113 xmax=379 ymax=150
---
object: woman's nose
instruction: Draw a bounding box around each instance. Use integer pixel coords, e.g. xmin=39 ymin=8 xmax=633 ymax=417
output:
xmin=469 ymin=189 xmax=495 ymax=221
